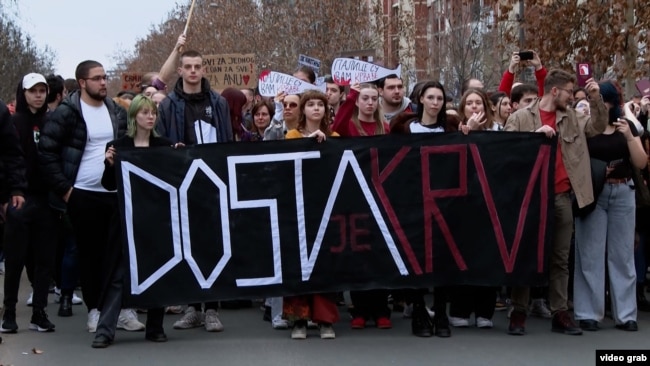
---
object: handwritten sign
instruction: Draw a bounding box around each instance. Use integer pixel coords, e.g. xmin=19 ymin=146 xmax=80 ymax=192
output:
xmin=298 ymin=54 xmax=321 ymax=72
xmin=258 ymin=70 xmax=326 ymax=97
xmin=331 ymin=58 xmax=401 ymax=86
xmin=202 ymin=54 xmax=257 ymax=89
xmin=121 ymin=72 xmax=143 ymax=91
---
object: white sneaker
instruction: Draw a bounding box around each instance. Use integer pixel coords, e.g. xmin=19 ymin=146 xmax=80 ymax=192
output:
xmin=272 ymin=315 xmax=289 ymax=330
xmin=72 ymin=293 xmax=83 ymax=305
xmin=291 ymin=324 xmax=307 ymax=339
xmin=26 ymin=292 xmax=33 ymax=306
xmin=204 ymin=309 xmax=224 ymax=332
xmin=403 ymin=304 xmax=413 ymax=318
xmin=476 ymin=317 xmax=493 ymax=329
xmin=173 ymin=306 xmax=204 ymax=329
xmin=307 ymin=320 xmax=318 ymax=329
xmin=529 ymin=298 xmax=552 ymax=319
xmin=449 ymin=316 xmax=470 ymax=327
xmin=87 ymin=309 xmax=100 ymax=333
xmin=117 ymin=309 xmax=145 ymax=331
xmin=319 ymin=324 xmax=336 ymax=339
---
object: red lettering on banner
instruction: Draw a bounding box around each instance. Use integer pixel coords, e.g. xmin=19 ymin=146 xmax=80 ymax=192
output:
xmin=421 ymin=145 xmax=469 ymax=273
xmin=469 ymin=144 xmax=550 ymax=273
xmin=329 ymin=215 xmax=347 ymax=253
xmin=370 ymin=147 xmax=423 ymax=274
xmin=349 ymin=214 xmax=371 ymax=252
xmin=329 ymin=214 xmax=372 ymax=253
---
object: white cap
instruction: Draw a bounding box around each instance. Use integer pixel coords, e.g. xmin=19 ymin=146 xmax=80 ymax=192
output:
xmin=22 ymin=73 xmax=47 ymax=90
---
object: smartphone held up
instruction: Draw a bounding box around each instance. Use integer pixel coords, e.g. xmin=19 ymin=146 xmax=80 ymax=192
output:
xmin=576 ymin=62 xmax=592 ymax=88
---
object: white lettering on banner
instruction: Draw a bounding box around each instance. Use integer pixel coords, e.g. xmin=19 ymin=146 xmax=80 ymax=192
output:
xmin=123 ymin=151 xmax=409 ymax=294
xmin=312 ymin=151 xmax=408 ymax=279
xmin=227 ymin=152 xmax=322 ymax=286
xmin=179 ymin=160 xmax=232 ymax=289
xmin=122 ymin=161 xmax=183 ymax=295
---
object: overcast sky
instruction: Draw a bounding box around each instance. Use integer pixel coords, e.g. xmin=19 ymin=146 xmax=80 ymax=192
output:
xmin=15 ymin=0 xmax=181 ymax=77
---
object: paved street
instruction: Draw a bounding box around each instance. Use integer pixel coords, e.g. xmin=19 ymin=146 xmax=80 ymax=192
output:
xmin=1 ymin=273 xmax=649 ymax=366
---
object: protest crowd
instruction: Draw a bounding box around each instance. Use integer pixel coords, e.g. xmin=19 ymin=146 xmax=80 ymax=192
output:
xmin=1 ymin=31 xmax=650 ymax=349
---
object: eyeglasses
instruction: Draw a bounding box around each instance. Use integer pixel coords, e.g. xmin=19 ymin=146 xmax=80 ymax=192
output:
xmin=85 ymin=75 xmax=108 ymax=82
xmin=556 ymin=87 xmax=572 ymax=95
xmin=283 ymin=102 xmax=298 ymax=109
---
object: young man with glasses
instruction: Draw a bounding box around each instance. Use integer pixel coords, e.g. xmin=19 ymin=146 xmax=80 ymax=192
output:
xmin=504 ymin=69 xmax=607 ymax=336
xmin=38 ymin=61 xmax=143 ymax=336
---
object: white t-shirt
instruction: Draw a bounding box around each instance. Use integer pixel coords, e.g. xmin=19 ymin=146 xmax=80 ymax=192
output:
xmin=409 ymin=121 xmax=445 ymax=134
xmin=76 ymin=100 xmax=114 ymax=192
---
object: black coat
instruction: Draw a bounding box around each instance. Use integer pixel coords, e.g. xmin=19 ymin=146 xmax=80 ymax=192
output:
xmin=38 ymin=91 xmax=127 ymax=201
xmin=0 ymin=100 xmax=27 ymax=202
xmin=100 ymin=135 xmax=173 ymax=191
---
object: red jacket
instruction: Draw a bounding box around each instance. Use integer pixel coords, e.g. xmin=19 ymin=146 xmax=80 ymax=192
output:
xmin=332 ymin=89 xmax=389 ymax=136
xmin=498 ymin=67 xmax=548 ymax=97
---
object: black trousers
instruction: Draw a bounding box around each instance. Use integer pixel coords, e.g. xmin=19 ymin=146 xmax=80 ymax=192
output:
xmin=449 ymin=285 xmax=496 ymax=319
xmin=350 ymin=289 xmax=391 ymax=320
xmin=3 ymin=194 xmax=57 ymax=310
xmin=405 ymin=287 xmax=450 ymax=315
xmin=96 ymin=255 xmax=164 ymax=340
xmin=66 ymin=188 xmax=117 ymax=312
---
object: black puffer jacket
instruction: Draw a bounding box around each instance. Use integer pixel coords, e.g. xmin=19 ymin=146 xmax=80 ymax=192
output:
xmin=38 ymin=91 xmax=127 ymax=199
xmin=0 ymin=99 xmax=27 ymax=202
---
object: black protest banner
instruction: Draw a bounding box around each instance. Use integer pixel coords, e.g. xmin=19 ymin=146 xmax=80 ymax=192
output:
xmin=116 ymin=132 xmax=555 ymax=308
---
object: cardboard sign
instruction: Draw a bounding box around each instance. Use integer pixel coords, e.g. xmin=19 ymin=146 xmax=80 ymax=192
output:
xmin=202 ymin=54 xmax=257 ymax=89
xmin=258 ymin=70 xmax=326 ymax=97
xmin=298 ymin=54 xmax=321 ymax=72
xmin=331 ymin=58 xmax=401 ymax=86
xmin=121 ymin=72 xmax=143 ymax=91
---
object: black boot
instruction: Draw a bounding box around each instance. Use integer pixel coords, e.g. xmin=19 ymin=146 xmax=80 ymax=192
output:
xmin=637 ymin=285 xmax=650 ymax=312
xmin=30 ymin=308 xmax=55 ymax=332
xmin=58 ymin=295 xmax=73 ymax=317
xmin=411 ymin=304 xmax=433 ymax=337
xmin=433 ymin=314 xmax=451 ymax=337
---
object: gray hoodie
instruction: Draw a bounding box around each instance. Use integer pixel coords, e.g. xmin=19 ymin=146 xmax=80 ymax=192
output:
xmin=382 ymin=96 xmax=412 ymax=121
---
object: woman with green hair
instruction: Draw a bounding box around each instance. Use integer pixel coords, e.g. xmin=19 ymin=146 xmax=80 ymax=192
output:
xmin=91 ymin=95 xmax=181 ymax=348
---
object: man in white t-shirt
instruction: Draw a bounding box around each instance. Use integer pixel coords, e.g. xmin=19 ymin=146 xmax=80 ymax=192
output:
xmin=39 ymin=60 xmax=141 ymax=341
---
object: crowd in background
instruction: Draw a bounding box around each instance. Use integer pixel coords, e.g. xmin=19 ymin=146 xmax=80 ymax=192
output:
xmin=0 ymin=34 xmax=649 ymax=348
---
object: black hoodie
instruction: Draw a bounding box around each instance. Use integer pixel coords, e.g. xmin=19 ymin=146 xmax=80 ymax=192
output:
xmin=12 ymin=80 xmax=49 ymax=194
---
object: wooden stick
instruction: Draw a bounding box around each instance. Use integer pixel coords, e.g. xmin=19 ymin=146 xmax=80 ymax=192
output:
xmin=183 ymin=0 xmax=197 ymax=36
xmin=178 ymin=0 xmax=196 ymax=53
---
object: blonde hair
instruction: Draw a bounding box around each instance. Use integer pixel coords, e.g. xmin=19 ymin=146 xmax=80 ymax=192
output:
xmin=353 ymin=83 xmax=386 ymax=136
xmin=126 ymin=95 xmax=159 ymax=138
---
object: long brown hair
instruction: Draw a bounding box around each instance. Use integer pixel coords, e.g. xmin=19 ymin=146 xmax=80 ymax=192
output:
xmin=458 ymin=88 xmax=495 ymax=130
xmin=353 ymin=83 xmax=386 ymax=136
xmin=298 ymin=90 xmax=332 ymax=135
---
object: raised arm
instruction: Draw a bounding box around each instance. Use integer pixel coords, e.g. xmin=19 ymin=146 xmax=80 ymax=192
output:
xmin=583 ymin=79 xmax=607 ymax=137
xmin=156 ymin=34 xmax=186 ymax=88
xmin=332 ymin=87 xmax=358 ymax=136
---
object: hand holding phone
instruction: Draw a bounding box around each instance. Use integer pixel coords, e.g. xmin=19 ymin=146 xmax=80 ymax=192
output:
xmin=518 ymin=51 xmax=534 ymax=61
xmin=576 ymin=63 xmax=592 ymax=88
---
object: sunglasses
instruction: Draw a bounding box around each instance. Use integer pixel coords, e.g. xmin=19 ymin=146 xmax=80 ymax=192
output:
xmin=283 ymin=102 xmax=298 ymax=109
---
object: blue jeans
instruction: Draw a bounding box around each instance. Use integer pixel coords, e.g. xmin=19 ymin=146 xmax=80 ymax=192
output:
xmin=574 ymin=180 xmax=637 ymax=324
